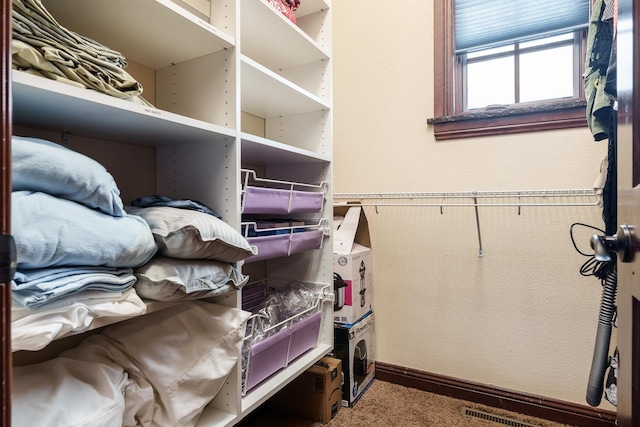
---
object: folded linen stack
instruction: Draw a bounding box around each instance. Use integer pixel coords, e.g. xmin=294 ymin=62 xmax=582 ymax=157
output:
xmin=11 ymin=0 xmax=151 ymax=105
xmin=10 ymin=135 xmax=158 ymax=351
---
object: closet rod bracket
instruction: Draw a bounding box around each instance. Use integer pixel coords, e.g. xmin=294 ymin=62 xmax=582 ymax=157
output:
xmin=473 ymin=196 xmax=483 ymax=257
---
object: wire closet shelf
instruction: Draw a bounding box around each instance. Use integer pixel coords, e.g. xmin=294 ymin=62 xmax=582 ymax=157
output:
xmin=334 ymin=189 xmax=600 ymax=257
xmin=334 ymin=188 xmax=598 ymax=209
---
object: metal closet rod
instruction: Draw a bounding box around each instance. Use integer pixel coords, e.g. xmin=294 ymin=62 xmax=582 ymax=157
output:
xmin=333 ymin=188 xmax=598 ymax=207
xmin=333 ymin=188 xmax=598 ymax=257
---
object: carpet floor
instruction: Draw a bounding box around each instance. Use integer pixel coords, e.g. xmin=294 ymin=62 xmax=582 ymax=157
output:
xmin=236 ymin=379 xmax=573 ymax=427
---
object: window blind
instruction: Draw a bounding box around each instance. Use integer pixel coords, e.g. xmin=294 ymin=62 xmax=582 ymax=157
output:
xmin=455 ymin=0 xmax=590 ymax=54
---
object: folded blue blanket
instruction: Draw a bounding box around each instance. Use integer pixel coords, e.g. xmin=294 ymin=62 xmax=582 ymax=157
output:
xmin=12 ymin=191 xmax=157 ymax=269
xmin=12 ymin=135 xmax=126 ymax=217
xmin=131 ymin=194 xmax=222 ymax=219
xmin=12 ymin=266 xmax=136 ymax=309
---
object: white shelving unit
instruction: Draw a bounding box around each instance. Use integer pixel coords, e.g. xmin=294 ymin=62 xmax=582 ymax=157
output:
xmin=11 ymin=0 xmax=332 ymax=425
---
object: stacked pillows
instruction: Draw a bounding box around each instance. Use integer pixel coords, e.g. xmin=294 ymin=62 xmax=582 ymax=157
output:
xmin=126 ymin=206 xmax=258 ymax=302
xmin=13 ymin=300 xmax=251 ymax=427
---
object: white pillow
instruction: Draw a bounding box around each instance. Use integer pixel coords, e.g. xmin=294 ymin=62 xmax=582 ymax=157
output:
xmin=100 ymin=301 xmax=251 ymax=426
xmin=126 ymin=206 xmax=257 ymax=262
xmin=12 ymin=343 xmax=128 ymax=427
xmin=134 ymin=256 xmax=249 ymax=301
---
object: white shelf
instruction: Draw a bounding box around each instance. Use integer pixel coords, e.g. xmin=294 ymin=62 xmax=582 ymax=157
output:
xmin=241 ymin=55 xmax=329 ymax=118
xmin=241 ymin=132 xmax=331 ymax=164
xmin=41 ymin=0 xmax=234 ymax=69
xmin=296 ymin=0 xmax=330 ymax=18
xmin=11 ymin=0 xmax=332 ymax=424
xmin=12 ymin=71 xmax=235 ymax=146
xmin=192 ymin=408 xmax=237 ymax=427
xmin=241 ymin=0 xmax=329 ymax=71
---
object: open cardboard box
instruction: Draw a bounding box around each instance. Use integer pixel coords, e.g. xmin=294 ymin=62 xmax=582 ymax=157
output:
xmin=333 ymin=205 xmax=373 ymax=325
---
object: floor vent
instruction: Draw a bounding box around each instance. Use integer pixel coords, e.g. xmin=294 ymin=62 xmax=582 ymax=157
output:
xmin=461 ymin=407 xmax=541 ymax=427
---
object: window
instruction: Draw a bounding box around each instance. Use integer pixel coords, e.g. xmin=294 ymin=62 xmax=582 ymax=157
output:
xmin=465 ymin=34 xmax=578 ymax=109
xmin=430 ymin=1 xmax=590 ymax=140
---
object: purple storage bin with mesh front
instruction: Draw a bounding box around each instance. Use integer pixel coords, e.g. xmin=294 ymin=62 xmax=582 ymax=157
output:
xmin=245 ymin=326 xmax=292 ymax=392
xmin=287 ymin=311 xmax=322 ymax=363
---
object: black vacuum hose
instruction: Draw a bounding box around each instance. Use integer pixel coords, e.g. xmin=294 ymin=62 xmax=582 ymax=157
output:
xmin=585 ymin=266 xmax=617 ymax=407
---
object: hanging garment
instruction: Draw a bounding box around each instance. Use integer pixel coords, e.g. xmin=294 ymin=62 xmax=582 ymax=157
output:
xmin=584 ymin=0 xmax=615 ymax=141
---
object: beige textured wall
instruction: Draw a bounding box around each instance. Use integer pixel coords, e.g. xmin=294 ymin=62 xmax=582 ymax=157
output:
xmin=332 ymin=1 xmax=613 ymax=408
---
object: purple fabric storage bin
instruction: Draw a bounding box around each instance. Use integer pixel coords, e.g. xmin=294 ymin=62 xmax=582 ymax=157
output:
xmin=287 ymin=311 xmax=322 ymax=363
xmin=243 ymin=186 xmax=291 ymax=214
xmin=289 ymin=230 xmax=323 ymax=255
xmin=245 ymin=326 xmax=292 ymax=392
xmin=245 ymin=234 xmax=290 ymax=263
xmin=246 ymin=230 xmax=323 ymax=263
xmin=242 ymin=283 xmax=266 ymax=312
xmin=242 ymin=186 xmax=324 ymax=214
xmin=289 ymin=190 xmax=324 ymax=213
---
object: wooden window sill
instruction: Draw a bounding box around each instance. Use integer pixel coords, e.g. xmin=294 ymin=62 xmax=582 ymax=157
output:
xmin=428 ymin=99 xmax=587 ymax=140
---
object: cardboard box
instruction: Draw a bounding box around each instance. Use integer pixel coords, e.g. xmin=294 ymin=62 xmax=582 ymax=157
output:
xmin=268 ymin=356 xmax=342 ymax=424
xmin=333 ymin=206 xmax=373 ymax=325
xmin=333 ymin=312 xmax=375 ymax=407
